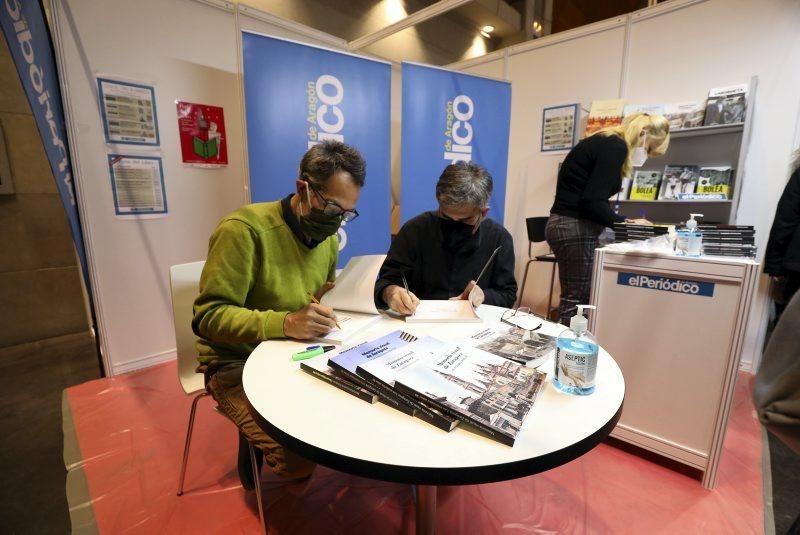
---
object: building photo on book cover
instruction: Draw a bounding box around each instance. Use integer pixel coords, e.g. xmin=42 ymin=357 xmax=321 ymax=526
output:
xmin=466 ymin=325 xmax=556 ymax=368
xmin=395 ymin=337 xmax=547 ymax=446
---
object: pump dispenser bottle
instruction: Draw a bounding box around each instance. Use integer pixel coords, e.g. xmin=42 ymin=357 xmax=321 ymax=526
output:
xmin=676 ymin=213 xmax=703 ymax=257
xmin=553 ymin=305 xmax=599 ymax=396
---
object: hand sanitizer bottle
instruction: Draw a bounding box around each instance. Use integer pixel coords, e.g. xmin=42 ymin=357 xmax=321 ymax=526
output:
xmin=553 ymin=305 xmax=598 ymax=396
xmin=675 ymin=213 xmax=703 ymax=257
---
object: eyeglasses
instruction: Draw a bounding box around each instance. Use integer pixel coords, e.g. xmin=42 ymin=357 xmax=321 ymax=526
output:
xmin=501 ymin=307 xmax=543 ymax=332
xmin=309 ymin=184 xmax=359 ymax=222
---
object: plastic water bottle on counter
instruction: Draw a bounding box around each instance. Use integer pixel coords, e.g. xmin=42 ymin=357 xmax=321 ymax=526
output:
xmin=553 ymin=305 xmax=598 ymax=396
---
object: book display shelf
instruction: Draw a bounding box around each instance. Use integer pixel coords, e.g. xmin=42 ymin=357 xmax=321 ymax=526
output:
xmin=615 ymin=77 xmax=757 ymax=225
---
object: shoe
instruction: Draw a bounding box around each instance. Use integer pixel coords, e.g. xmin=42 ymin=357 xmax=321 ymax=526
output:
xmin=237 ymin=433 xmax=262 ymax=491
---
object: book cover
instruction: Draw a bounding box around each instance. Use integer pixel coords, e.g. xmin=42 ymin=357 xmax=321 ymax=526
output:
xmin=664 ymin=102 xmax=705 ymax=129
xmin=300 ymin=355 xmax=378 ymax=404
xmin=622 ymin=103 xmax=665 ymax=117
xmin=192 ymin=136 xmax=218 ymax=159
xmin=703 ymin=84 xmax=748 ymax=126
xmin=357 ymin=340 xmax=460 ymax=432
xmin=465 ymin=324 xmax=556 ymax=368
xmin=584 ymin=99 xmax=625 ymax=136
xmin=394 ymin=337 xmax=548 ymax=446
xmin=659 ymin=165 xmax=700 ymax=200
xmin=328 ymin=330 xmax=417 ymax=415
xmin=629 ymin=170 xmax=662 ymax=200
xmin=696 ymin=167 xmax=733 ymax=198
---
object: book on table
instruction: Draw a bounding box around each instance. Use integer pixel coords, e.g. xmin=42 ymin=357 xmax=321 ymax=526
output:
xmin=356 ymin=334 xmax=460 ymax=432
xmin=327 ymin=330 xmax=420 ymax=417
xmin=463 ymin=324 xmax=556 ymax=369
xmin=300 ymin=355 xmax=378 ymax=404
xmin=316 ymin=254 xmax=386 ymax=344
xmin=405 ymin=299 xmax=481 ymax=323
xmin=393 ymin=336 xmax=548 ymax=446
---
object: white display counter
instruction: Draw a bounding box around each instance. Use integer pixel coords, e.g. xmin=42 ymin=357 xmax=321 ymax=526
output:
xmin=588 ymin=247 xmax=759 ymax=488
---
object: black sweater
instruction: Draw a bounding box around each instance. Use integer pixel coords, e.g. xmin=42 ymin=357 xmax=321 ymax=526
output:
xmin=764 ymin=168 xmax=800 ymax=275
xmin=374 ymin=212 xmax=517 ymax=309
xmin=550 ymin=134 xmax=628 ymax=227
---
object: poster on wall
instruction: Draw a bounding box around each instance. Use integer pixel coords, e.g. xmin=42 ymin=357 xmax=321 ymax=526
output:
xmin=107 ymin=155 xmax=167 ymax=216
xmin=241 ymin=32 xmax=391 ymax=267
xmin=400 ymin=62 xmax=511 ymax=225
xmin=176 ymin=101 xmax=228 ymax=166
xmin=97 ymin=78 xmax=160 ymax=146
xmin=541 ymin=104 xmax=578 ymax=152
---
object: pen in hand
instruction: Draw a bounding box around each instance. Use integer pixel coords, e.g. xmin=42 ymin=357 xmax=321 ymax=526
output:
xmin=401 ymin=272 xmax=411 ymax=299
xmin=306 ymin=291 xmax=341 ymax=330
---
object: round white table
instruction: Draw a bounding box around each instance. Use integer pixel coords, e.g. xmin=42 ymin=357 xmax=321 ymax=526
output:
xmin=243 ymin=305 xmax=624 ymax=534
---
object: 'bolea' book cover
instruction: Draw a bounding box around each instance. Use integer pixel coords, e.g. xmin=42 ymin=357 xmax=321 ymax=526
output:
xmin=629 ymin=170 xmax=662 ymax=200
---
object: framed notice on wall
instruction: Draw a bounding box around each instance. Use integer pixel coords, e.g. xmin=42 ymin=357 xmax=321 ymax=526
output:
xmin=107 ymin=154 xmax=167 ymax=216
xmin=176 ymin=101 xmax=228 ymax=167
xmin=541 ymin=104 xmax=578 ymax=152
xmin=97 ymin=78 xmax=160 ymax=146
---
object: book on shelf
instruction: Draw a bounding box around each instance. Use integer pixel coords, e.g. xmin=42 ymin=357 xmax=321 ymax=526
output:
xmin=696 ymin=167 xmax=733 ymax=198
xmin=609 ymin=177 xmax=632 ymax=201
xmin=393 ymin=336 xmax=548 ymax=447
xmin=406 ymin=299 xmax=481 ymax=323
xmin=300 ymin=355 xmax=378 ymax=404
xmin=703 ymin=84 xmax=748 ymax=126
xmin=664 ymin=102 xmax=705 ymax=129
xmin=356 ymin=337 xmax=460 ymax=432
xmin=464 ymin=324 xmax=556 ymax=368
xmin=622 ymin=103 xmax=665 ymax=117
xmin=659 ymin=165 xmax=700 ymax=200
xmin=584 ymin=99 xmax=625 ymax=136
xmin=629 ymin=170 xmax=662 ymax=200
xmin=327 ymin=330 xmax=415 ymax=414
xmin=316 ymin=255 xmax=386 ymax=344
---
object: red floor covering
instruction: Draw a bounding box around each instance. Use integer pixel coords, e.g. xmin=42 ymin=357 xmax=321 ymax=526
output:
xmin=65 ymin=361 xmax=764 ymax=534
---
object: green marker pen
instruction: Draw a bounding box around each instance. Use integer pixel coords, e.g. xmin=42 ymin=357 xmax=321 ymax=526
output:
xmin=291 ymin=345 xmax=335 ymax=362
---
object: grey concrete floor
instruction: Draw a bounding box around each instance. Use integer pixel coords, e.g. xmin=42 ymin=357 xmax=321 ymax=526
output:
xmin=0 ymin=332 xmax=101 ymax=534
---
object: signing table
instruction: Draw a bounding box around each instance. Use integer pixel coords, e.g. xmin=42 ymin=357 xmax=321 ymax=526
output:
xmin=243 ymin=305 xmax=624 ymax=534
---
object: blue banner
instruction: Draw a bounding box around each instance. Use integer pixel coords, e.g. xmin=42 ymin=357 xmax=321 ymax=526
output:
xmin=1 ymin=0 xmax=91 ymax=291
xmin=241 ymin=33 xmax=391 ymax=267
xmin=400 ymin=62 xmax=511 ymax=225
xmin=617 ymin=272 xmax=715 ymax=297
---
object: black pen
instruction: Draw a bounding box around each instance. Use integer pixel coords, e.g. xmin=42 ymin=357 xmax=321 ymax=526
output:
xmin=474 ymin=246 xmax=502 ymax=286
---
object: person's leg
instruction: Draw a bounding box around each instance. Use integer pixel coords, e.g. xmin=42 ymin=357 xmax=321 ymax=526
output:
xmin=546 ymin=215 xmax=600 ymax=326
xmin=208 ymin=363 xmax=316 ymax=483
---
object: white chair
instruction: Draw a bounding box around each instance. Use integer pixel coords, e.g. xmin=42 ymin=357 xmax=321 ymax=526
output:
xmin=170 ymin=261 xmax=266 ymax=531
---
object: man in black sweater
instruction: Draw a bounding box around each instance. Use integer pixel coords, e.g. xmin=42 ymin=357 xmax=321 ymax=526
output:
xmin=374 ymin=162 xmax=517 ymax=314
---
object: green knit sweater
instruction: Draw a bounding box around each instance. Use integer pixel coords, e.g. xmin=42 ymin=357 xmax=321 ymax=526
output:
xmin=192 ymin=200 xmax=337 ymax=363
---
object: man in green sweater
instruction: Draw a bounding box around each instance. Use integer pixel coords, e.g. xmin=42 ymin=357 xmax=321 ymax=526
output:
xmin=192 ymin=140 xmax=364 ymax=487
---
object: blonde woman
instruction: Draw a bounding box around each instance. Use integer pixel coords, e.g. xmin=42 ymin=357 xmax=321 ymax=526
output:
xmin=545 ymin=112 xmax=670 ymax=325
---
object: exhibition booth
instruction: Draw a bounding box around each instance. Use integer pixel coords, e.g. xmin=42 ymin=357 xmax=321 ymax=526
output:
xmin=8 ymin=0 xmax=798 ymax=532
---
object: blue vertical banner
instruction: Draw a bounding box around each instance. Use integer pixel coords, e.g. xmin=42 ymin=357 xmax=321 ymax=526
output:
xmin=1 ymin=0 xmax=91 ymax=291
xmin=400 ymin=62 xmax=511 ymax=225
xmin=241 ymin=33 xmax=391 ymax=267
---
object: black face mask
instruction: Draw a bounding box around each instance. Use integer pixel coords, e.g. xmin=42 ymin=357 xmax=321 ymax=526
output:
xmin=440 ymin=217 xmax=478 ymax=251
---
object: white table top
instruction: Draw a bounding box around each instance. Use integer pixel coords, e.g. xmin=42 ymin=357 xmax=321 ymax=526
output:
xmin=242 ymin=305 xmax=625 ymax=485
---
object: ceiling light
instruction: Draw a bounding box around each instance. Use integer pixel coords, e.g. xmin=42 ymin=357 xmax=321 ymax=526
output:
xmin=480 ymin=30 xmax=491 ymax=38
xmin=532 ymin=20 xmax=542 ymax=33
xmin=481 ymin=25 xmax=495 ymax=33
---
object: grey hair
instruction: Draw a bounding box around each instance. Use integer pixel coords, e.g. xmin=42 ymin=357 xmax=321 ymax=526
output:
xmin=435 ymin=161 xmax=493 ymax=209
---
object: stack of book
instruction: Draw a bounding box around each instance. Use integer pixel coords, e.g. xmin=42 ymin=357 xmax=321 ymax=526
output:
xmin=613 ymin=222 xmax=670 ymax=242
xmin=698 ymin=224 xmax=757 ymax=258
